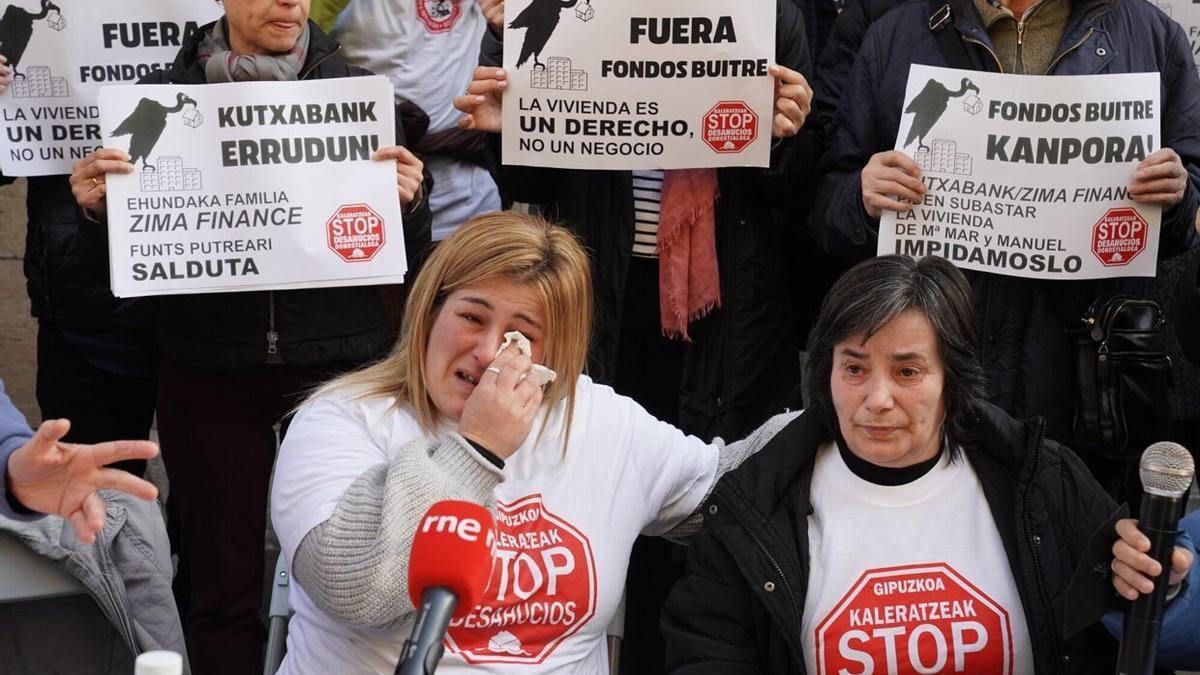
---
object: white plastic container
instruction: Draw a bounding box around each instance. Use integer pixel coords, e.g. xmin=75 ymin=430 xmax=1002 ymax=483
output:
xmin=134 ymin=651 xmax=183 ymax=675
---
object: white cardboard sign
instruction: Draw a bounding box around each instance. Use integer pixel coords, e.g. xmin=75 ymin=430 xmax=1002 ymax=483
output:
xmin=880 ymin=64 xmax=1161 ymax=280
xmin=0 ymin=0 xmax=222 ymax=176
xmin=501 ymin=0 xmax=775 ymax=170
xmin=99 ymin=76 xmax=408 ymax=297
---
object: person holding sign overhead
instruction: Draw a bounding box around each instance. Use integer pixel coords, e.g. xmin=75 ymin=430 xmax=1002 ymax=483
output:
xmin=66 ymin=0 xmax=433 ymax=672
xmin=456 ymin=4 xmax=815 ymax=671
xmin=308 ymin=0 xmax=505 ymax=242
xmin=807 ymin=0 xmax=1200 ymax=504
xmin=0 ymin=59 xmax=159 ymax=480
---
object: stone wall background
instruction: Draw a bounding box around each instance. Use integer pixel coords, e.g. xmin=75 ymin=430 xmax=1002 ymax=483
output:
xmin=0 ymin=179 xmax=37 ymax=420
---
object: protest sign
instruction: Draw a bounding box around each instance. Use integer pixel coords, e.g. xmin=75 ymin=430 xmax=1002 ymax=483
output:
xmin=98 ymin=76 xmax=408 ymax=298
xmin=501 ymin=0 xmax=775 ymax=170
xmin=880 ymin=65 xmax=1161 ymax=280
xmin=0 ymin=0 xmax=221 ymax=176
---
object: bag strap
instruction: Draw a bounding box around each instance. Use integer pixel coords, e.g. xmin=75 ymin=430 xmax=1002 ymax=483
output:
xmin=928 ymin=1 xmax=974 ymax=70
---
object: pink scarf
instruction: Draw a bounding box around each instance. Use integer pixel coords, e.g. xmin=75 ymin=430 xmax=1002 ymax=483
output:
xmin=657 ymin=169 xmax=720 ymax=341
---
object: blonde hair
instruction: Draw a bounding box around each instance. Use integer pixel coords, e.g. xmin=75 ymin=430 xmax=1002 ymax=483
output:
xmin=312 ymin=211 xmax=593 ymax=446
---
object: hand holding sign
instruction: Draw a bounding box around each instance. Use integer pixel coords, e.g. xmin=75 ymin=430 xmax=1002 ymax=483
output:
xmin=479 ymin=0 xmax=505 ymax=33
xmin=770 ymin=64 xmax=812 ymax=139
xmin=861 ymin=150 xmax=926 ymax=219
xmin=69 ymin=148 xmax=133 ymax=217
xmin=371 ymin=145 xmax=424 ymax=206
xmin=1129 ymin=147 xmax=1188 ymax=207
xmin=7 ymin=419 xmax=159 ymax=544
xmin=0 ymin=55 xmax=11 ymax=94
xmin=454 ymin=66 xmax=507 ymax=134
xmin=1110 ymin=517 xmax=1194 ymax=601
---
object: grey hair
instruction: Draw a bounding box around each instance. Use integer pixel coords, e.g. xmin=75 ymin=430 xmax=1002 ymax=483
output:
xmin=803 ymin=255 xmax=985 ymax=458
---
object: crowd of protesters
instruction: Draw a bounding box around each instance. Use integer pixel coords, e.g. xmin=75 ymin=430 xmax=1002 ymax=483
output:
xmin=1 ymin=0 xmax=1200 ymax=673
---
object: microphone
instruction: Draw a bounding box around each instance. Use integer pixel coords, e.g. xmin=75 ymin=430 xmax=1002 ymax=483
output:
xmin=1117 ymin=442 xmax=1195 ymax=675
xmin=396 ymin=500 xmax=496 ymax=675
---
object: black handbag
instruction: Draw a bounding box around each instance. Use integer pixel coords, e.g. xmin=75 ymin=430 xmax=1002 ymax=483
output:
xmin=1069 ymin=296 xmax=1172 ymax=460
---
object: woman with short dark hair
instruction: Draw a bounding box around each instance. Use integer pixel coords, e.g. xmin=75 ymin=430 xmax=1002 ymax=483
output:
xmin=663 ymin=254 xmax=1193 ymax=674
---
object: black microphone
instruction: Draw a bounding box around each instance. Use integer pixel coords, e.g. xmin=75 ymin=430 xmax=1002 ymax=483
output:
xmin=397 ymin=590 xmax=458 ymax=675
xmin=395 ymin=501 xmax=496 ymax=675
xmin=1116 ymin=442 xmax=1195 ymax=675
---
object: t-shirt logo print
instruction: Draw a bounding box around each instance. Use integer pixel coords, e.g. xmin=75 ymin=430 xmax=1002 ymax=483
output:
xmin=416 ymin=0 xmax=462 ymax=34
xmin=815 ymin=563 xmax=1014 ymax=675
xmin=445 ymin=494 xmax=597 ymax=664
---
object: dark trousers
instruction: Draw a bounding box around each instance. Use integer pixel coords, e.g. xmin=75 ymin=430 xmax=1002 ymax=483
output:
xmin=613 ymin=258 xmax=686 ymax=675
xmin=36 ymin=322 xmax=157 ymax=475
xmin=157 ymin=358 xmax=344 ymax=675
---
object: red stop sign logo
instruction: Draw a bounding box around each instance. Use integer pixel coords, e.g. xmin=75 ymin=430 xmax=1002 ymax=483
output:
xmin=702 ymin=100 xmax=758 ymax=154
xmin=327 ymin=203 xmax=386 ymax=263
xmin=446 ymin=495 xmax=597 ymax=665
xmin=1091 ymin=207 xmax=1148 ymax=267
xmin=815 ymin=564 xmax=1014 ymax=675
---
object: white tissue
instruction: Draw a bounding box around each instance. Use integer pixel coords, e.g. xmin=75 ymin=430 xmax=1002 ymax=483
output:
xmin=496 ymin=331 xmax=557 ymax=386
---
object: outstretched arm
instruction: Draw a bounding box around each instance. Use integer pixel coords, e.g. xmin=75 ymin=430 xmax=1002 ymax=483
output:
xmin=4 ymin=415 xmax=158 ymax=542
xmin=0 ymin=380 xmax=36 ymax=520
xmin=664 ymin=411 xmax=798 ymax=540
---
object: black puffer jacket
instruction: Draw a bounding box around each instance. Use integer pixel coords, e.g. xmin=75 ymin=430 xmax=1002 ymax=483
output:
xmin=139 ymin=20 xmax=432 ymax=370
xmin=9 ymin=174 xmax=153 ymax=331
xmin=662 ymin=402 xmax=1120 ymax=674
xmin=808 ymin=0 xmax=1200 ymax=448
xmin=482 ymin=2 xmax=815 ymax=441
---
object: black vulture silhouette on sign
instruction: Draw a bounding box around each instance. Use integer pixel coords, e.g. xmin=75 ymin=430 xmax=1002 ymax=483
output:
xmin=110 ymin=93 xmax=197 ymax=171
xmin=903 ymin=77 xmax=980 ymax=152
xmin=0 ymin=0 xmax=59 ymax=79
xmin=510 ymin=0 xmax=579 ymax=70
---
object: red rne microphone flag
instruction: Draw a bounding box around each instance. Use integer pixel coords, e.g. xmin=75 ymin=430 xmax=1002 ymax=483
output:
xmin=408 ymin=500 xmax=497 ymax=619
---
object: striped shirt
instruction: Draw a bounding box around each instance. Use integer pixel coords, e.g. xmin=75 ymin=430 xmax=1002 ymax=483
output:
xmin=632 ymin=170 xmax=664 ymax=258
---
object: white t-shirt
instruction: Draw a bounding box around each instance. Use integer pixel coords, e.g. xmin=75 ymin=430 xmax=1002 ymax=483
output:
xmin=272 ymin=375 xmax=718 ymax=674
xmin=801 ymin=443 xmax=1035 ymax=675
xmin=330 ymin=0 xmax=500 ymax=240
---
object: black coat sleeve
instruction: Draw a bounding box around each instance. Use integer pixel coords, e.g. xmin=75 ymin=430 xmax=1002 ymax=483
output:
xmin=1052 ymin=439 xmax=1124 ymax=638
xmin=761 ymin=0 xmax=819 ymax=214
xmin=1156 ymin=16 xmax=1200 ymax=259
xmin=391 ymin=102 xmax=434 ymax=273
xmin=806 ymin=20 xmax=886 ymax=260
xmin=662 ymin=522 xmax=769 ymax=674
xmin=811 ymin=0 xmax=894 ymax=138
